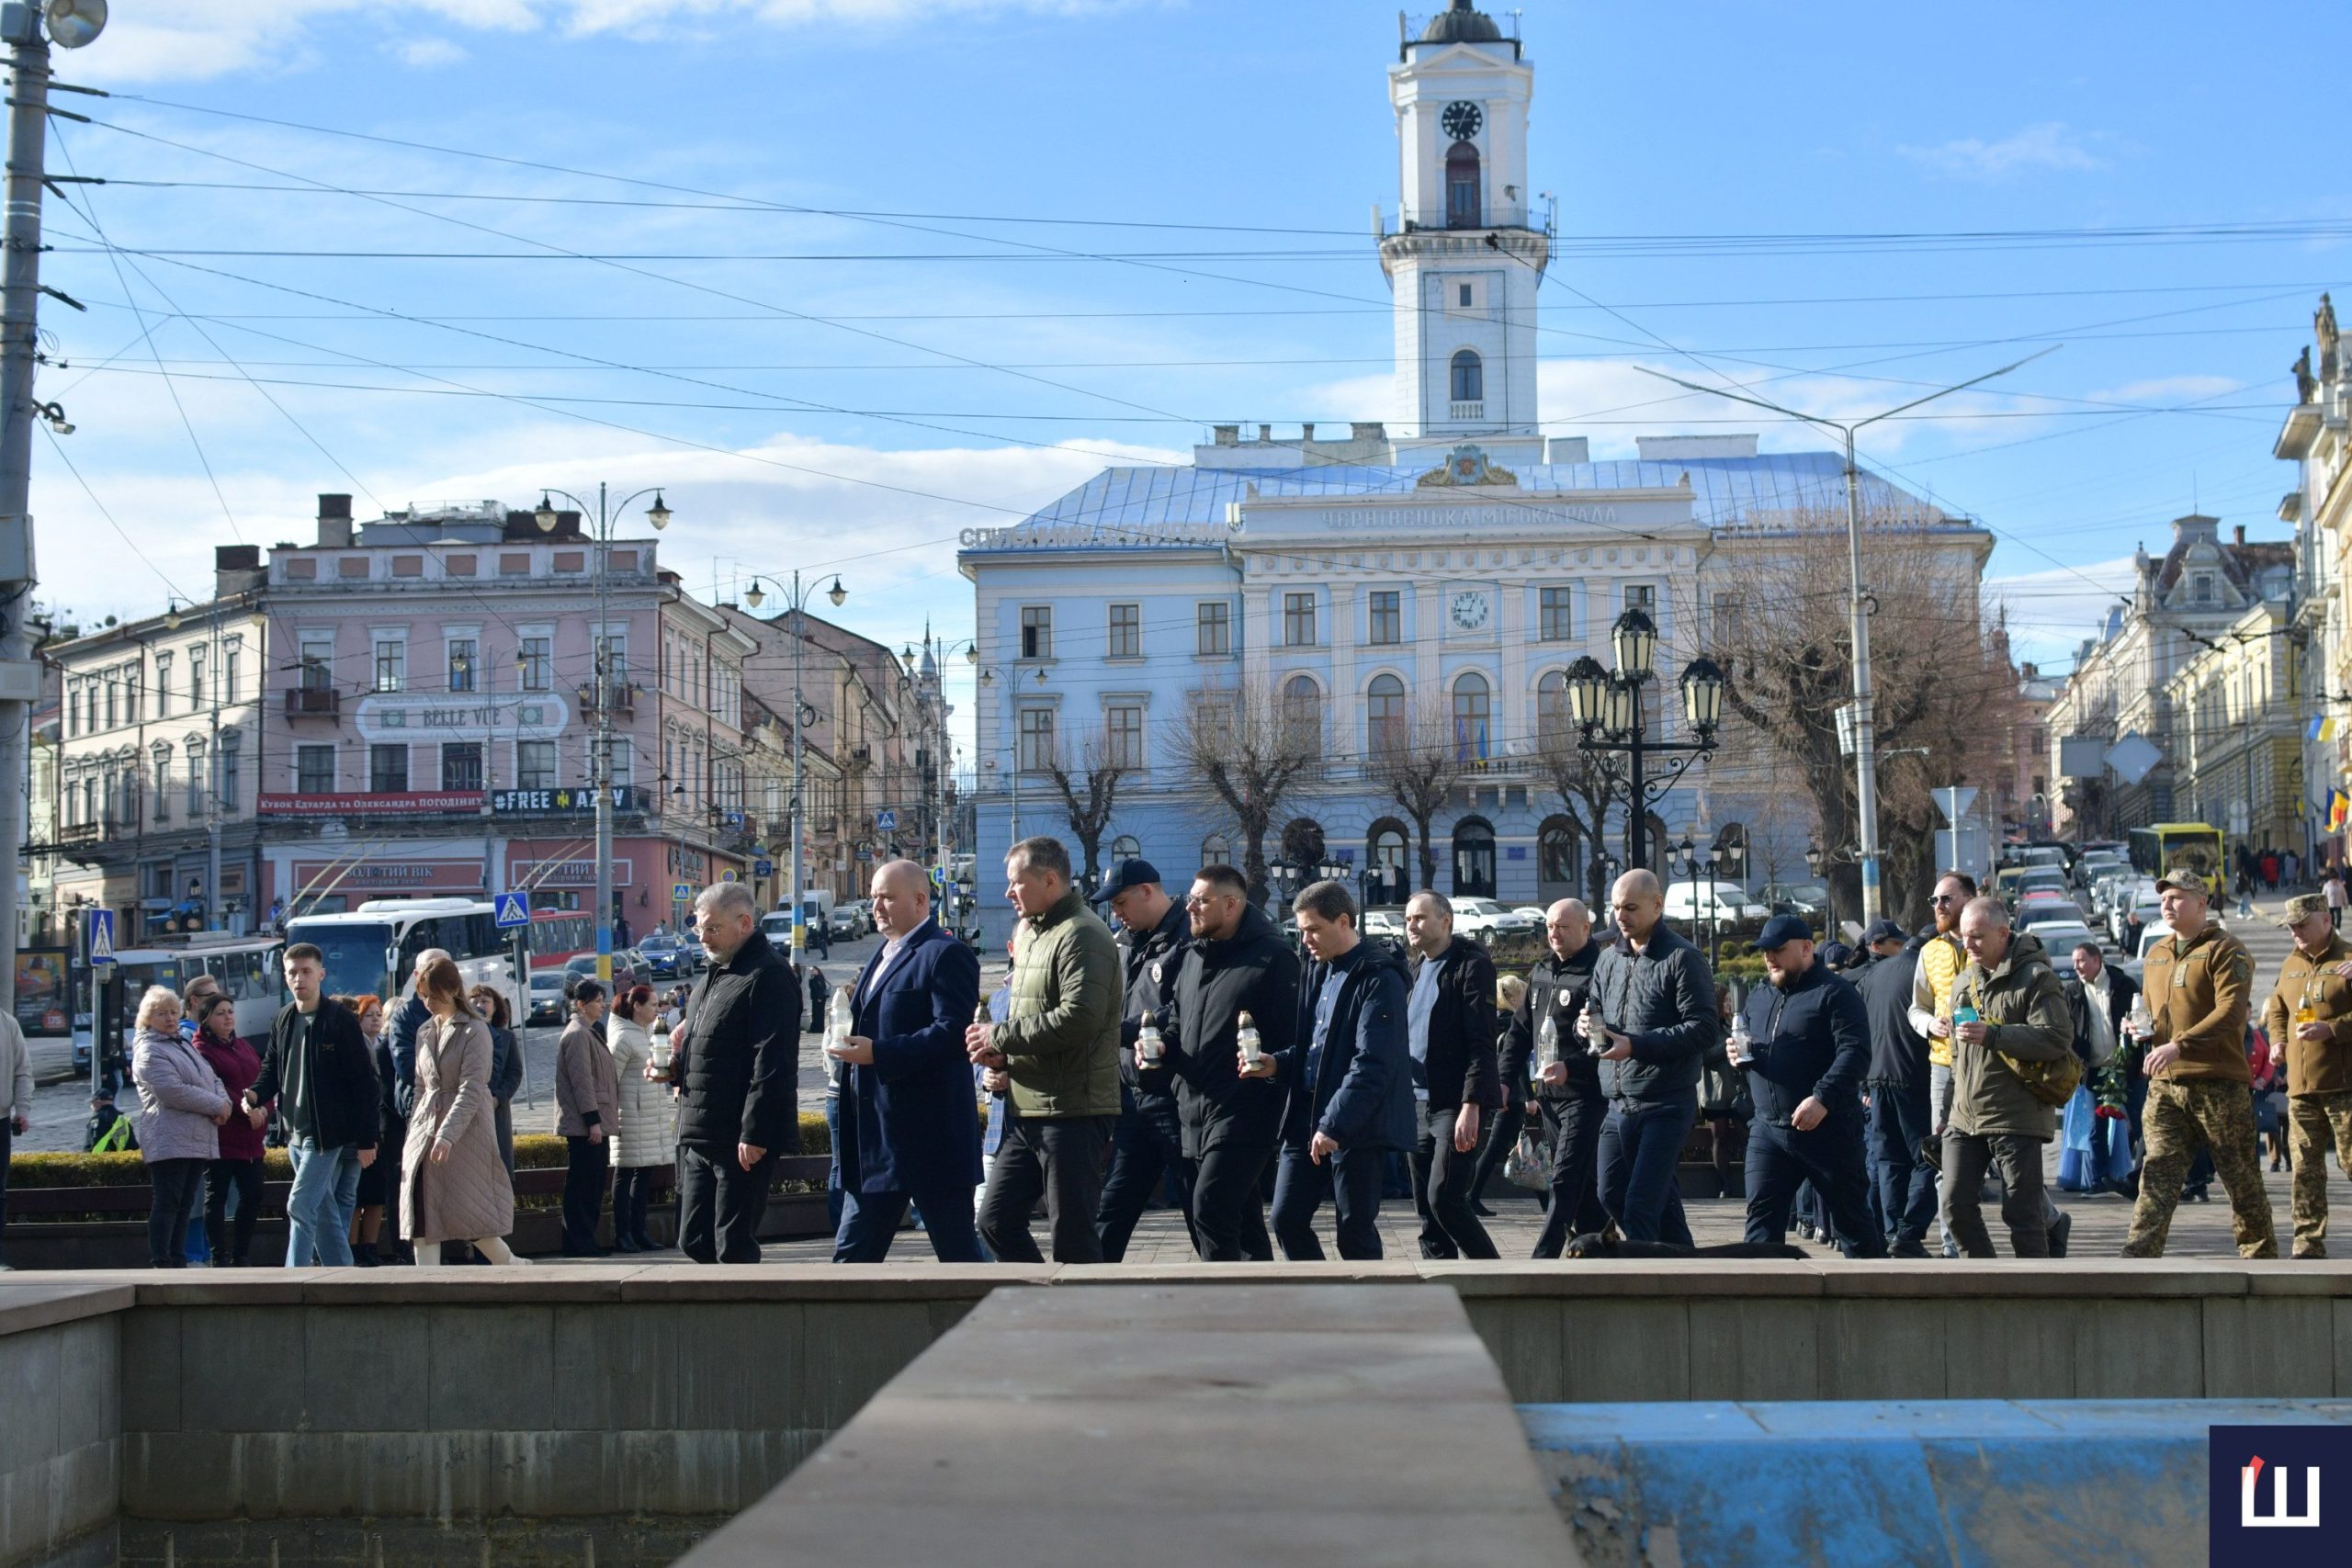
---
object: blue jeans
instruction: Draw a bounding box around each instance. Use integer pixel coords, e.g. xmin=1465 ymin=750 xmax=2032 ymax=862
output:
xmin=1868 ymin=1081 xmax=1939 ymax=1247
xmin=285 ymin=1137 xmax=361 ymax=1268
xmin=1598 ymin=1095 xmax=1696 ymax=1245
xmin=825 ymin=1094 xmax=843 ymax=1232
xmin=832 ymin=1186 xmax=983 ymax=1264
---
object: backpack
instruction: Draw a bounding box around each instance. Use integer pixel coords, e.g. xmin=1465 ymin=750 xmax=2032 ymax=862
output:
xmin=1968 ymin=974 xmax=2083 ymax=1109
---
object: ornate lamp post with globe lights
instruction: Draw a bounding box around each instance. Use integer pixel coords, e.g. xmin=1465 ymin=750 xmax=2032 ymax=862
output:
xmin=1562 ymin=607 xmax=1725 ymax=874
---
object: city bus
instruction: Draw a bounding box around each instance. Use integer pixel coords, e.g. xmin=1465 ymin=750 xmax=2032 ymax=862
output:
xmin=2127 ymin=823 xmax=2227 ymax=884
xmin=526 ymin=907 xmax=596 ymax=973
xmin=73 ymin=933 xmax=286 ymax=1070
xmin=283 ymin=897 xmax=521 ymax=1021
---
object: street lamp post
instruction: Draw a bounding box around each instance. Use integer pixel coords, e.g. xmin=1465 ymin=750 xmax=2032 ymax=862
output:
xmin=534 ymin=484 xmax=670 ymax=985
xmin=743 ymin=571 xmax=846 ymax=960
xmin=1565 ymin=607 xmax=1725 ymax=874
xmin=1676 ymin=834 xmax=1720 ymax=964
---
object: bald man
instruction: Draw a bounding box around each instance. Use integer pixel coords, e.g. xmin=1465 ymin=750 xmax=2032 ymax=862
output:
xmin=1589 ymin=869 xmax=1719 ymax=1245
xmin=827 ymin=860 xmax=984 ymax=1262
xmin=1498 ymin=898 xmax=1610 ymax=1258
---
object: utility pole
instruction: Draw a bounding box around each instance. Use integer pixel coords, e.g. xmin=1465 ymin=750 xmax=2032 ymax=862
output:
xmin=745 ymin=571 xmax=846 ymax=957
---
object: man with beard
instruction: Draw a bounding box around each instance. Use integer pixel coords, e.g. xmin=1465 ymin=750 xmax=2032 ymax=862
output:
xmin=1498 ymin=898 xmax=1608 ymax=1258
xmin=1907 ymin=871 xmax=1977 ymax=1257
xmin=1166 ymin=863 xmax=1300 ymax=1259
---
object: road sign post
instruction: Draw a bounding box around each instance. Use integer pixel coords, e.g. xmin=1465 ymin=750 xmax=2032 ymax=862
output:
xmin=492 ymin=891 xmax=532 ymax=930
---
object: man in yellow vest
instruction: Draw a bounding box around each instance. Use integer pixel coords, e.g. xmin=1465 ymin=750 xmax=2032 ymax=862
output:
xmin=1906 ymin=870 xmax=1976 ymax=1258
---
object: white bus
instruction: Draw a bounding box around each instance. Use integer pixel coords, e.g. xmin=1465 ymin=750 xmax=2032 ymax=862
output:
xmin=283 ymin=897 xmax=522 ymax=1021
xmin=74 ymin=932 xmax=288 ymax=1069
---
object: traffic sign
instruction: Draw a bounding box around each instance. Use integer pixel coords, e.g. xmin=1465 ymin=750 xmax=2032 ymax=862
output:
xmin=928 ymin=865 xmax=944 ymax=886
xmin=492 ymin=891 xmax=532 ymax=930
xmin=671 ymin=882 xmax=693 ymax=903
xmin=876 ymin=808 xmax=898 ymax=832
xmin=753 ymin=858 xmax=775 ymax=877
xmin=83 ymin=908 xmax=115 ymax=966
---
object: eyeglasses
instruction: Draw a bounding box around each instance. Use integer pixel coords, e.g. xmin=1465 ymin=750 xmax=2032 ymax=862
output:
xmin=1929 ymin=893 xmax=1963 ymax=906
xmin=1183 ymin=894 xmax=1226 ymax=909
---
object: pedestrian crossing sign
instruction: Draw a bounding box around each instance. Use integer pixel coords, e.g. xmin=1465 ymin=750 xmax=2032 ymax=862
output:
xmin=84 ymin=908 xmax=114 ymax=966
xmin=492 ymin=892 xmax=531 ymax=929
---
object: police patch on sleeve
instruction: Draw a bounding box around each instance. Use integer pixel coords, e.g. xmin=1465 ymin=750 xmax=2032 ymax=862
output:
xmin=1150 ymin=960 xmax=1163 ymax=984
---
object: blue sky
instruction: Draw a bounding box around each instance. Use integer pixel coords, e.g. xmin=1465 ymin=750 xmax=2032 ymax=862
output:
xmin=29 ymin=0 xmax=2346 ymax=709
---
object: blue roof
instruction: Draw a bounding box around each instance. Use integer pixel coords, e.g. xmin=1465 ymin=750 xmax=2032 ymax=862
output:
xmin=972 ymin=450 xmax=1952 ymax=550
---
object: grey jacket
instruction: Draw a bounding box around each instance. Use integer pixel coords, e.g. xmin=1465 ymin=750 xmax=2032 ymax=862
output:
xmin=1948 ymin=931 xmax=2075 ymax=1141
xmin=1589 ymin=923 xmax=1720 ymax=1103
xmin=1 ymin=1013 xmax=29 ymax=1121
xmin=132 ymin=1026 xmax=228 ymax=1163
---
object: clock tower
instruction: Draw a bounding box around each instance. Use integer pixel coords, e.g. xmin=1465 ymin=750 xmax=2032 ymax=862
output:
xmin=1380 ymin=1 xmax=1546 ymax=455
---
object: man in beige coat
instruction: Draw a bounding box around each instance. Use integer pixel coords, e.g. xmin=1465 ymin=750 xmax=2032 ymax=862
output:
xmin=555 ymin=980 xmax=620 ymax=1257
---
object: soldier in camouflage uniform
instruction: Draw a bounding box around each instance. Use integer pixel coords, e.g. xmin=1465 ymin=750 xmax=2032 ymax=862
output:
xmin=2120 ymin=870 xmax=2278 ymax=1258
xmin=2259 ymin=893 xmax=2352 ymax=1258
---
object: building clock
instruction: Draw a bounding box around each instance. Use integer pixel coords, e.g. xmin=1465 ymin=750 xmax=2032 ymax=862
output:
xmin=1450 ymin=590 xmax=1490 ymax=631
xmin=1441 ymin=101 xmax=1483 ymax=141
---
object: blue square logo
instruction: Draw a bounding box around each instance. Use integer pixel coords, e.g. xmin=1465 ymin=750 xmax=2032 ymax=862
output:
xmin=2211 ymin=1424 xmax=2352 ymax=1566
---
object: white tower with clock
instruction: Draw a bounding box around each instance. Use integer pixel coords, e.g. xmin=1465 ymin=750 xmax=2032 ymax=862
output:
xmin=1380 ymin=0 xmax=1548 ymax=457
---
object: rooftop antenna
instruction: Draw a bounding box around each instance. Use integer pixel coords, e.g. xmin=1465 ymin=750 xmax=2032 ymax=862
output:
xmin=1510 ymin=8 xmax=1522 ymax=38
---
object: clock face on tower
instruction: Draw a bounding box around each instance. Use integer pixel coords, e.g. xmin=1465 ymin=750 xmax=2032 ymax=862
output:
xmin=1450 ymin=591 xmax=1491 ymax=631
xmin=1441 ymin=100 xmax=1483 ymax=141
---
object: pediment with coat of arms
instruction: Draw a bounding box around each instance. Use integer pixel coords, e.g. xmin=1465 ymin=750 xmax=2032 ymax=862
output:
xmin=1416 ymin=445 xmax=1518 ymax=488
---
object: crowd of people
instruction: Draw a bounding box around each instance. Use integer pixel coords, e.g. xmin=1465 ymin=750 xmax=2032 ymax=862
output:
xmin=14 ymin=834 xmax=2350 ymax=1272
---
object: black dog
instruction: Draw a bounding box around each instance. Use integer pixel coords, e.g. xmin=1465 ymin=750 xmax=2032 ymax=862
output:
xmin=1564 ymin=1232 xmax=1808 ymax=1260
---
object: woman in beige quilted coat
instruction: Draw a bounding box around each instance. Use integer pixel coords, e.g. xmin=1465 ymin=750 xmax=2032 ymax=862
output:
xmin=400 ymin=955 xmax=523 ymax=1265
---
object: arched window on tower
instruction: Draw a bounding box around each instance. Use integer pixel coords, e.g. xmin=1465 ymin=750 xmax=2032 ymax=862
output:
xmin=1450 ymin=348 xmax=1484 ymax=405
xmin=1445 ymin=141 xmax=1481 ymax=228
xmin=1452 ymin=671 xmax=1490 ymax=762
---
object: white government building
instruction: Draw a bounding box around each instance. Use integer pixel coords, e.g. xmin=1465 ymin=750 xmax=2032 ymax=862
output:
xmin=956 ymin=2 xmax=1990 ymax=938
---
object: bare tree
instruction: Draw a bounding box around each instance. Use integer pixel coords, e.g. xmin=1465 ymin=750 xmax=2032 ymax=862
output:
xmin=1041 ymin=722 xmax=1132 ymax=888
xmin=1535 ymin=724 xmax=1626 ymax=907
xmin=1364 ymin=691 xmax=1476 ymax=892
xmin=1172 ymin=674 xmax=1321 ymax=905
xmin=1709 ymin=506 xmax=2021 ymax=931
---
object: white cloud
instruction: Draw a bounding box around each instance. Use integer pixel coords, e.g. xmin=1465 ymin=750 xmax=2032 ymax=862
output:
xmin=389 ymin=36 xmax=469 ymax=66
xmin=1984 ymin=555 xmax=2137 ymax=669
xmin=1897 ymin=121 xmax=2108 ymax=182
xmin=2094 ymin=375 xmax=2242 ymax=404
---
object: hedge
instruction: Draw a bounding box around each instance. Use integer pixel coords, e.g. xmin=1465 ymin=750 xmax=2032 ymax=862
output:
xmin=7 ymin=1111 xmax=832 ymax=1187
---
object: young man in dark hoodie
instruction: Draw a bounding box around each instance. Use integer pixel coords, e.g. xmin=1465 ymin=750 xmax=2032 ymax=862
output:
xmin=1093 ymin=860 xmax=1198 ymax=1261
xmin=1855 ymin=919 xmax=1936 ymax=1256
xmin=1402 ymin=891 xmax=1503 ymax=1259
xmin=1164 ymin=863 xmax=1300 ymax=1260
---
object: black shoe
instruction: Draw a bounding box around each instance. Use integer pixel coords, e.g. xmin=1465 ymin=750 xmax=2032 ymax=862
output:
xmin=1471 ymin=1201 xmax=1497 ymax=1218
xmin=1890 ymin=1239 xmax=1930 ymax=1258
xmin=632 ymin=1233 xmax=660 ymax=1251
xmin=352 ymin=1250 xmax=379 ymax=1268
xmin=613 ymin=1236 xmax=643 ymax=1254
xmin=2048 ymin=1212 xmax=2073 ymax=1258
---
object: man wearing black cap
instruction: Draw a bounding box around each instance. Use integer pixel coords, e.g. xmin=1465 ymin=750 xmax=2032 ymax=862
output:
xmin=1727 ymin=914 xmax=1884 ymax=1257
xmin=1092 ymin=859 xmax=1198 ymax=1261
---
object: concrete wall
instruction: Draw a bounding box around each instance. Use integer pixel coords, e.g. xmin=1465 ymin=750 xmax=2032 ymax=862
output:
xmin=0 ymin=1285 xmax=129 ymax=1568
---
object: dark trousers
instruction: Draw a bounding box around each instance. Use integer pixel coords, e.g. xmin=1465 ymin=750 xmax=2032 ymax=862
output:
xmin=977 ymin=1114 xmax=1114 ymax=1264
xmin=204 ymin=1156 xmax=265 ymax=1266
xmin=1412 ymin=1102 xmax=1499 ymax=1259
xmin=833 ymin=1185 xmax=984 ymax=1263
xmin=1270 ymin=1141 xmax=1387 ymax=1260
xmin=562 ymin=1134 xmax=610 ymax=1253
xmin=1096 ymin=1089 xmax=1195 ymax=1262
xmin=824 ymin=1094 xmax=844 ymax=1232
xmin=1466 ymin=1097 xmax=1526 ymax=1202
xmin=1745 ymin=1115 xmax=1887 ymax=1258
xmin=1532 ymin=1093 xmax=1608 ymax=1258
xmin=612 ymin=1166 xmax=656 ymax=1246
xmin=1868 ymin=1082 xmax=1939 ymax=1247
xmin=1599 ymin=1095 xmax=1696 ymax=1245
xmin=146 ymin=1157 xmax=207 ymax=1268
xmin=1189 ymin=1128 xmax=1275 ymax=1261
xmin=1940 ymin=1129 xmax=2050 ymax=1258
xmin=677 ymin=1142 xmax=776 ymax=1265
xmin=493 ymin=1099 xmax=514 ymax=1177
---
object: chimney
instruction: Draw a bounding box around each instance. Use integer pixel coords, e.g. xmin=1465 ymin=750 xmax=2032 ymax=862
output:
xmin=2020 ymin=661 xmax=2038 ymax=681
xmin=1258 ymin=424 xmax=1272 ymax=443
xmin=2234 ymin=524 xmax=2246 ymax=546
xmin=316 ymin=492 xmax=353 ymax=547
xmin=1300 ymin=423 xmax=1317 ymax=442
xmin=214 ymin=544 xmax=264 ymax=600
xmin=1212 ymin=424 xmax=1239 ymax=446
xmin=1351 ymin=422 xmax=1387 ymax=441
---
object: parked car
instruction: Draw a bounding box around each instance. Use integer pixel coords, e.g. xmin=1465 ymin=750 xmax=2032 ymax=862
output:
xmin=2017 ymin=898 xmax=2089 ymax=936
xmin=2012 ymin=869 xmax=2070 ymax=905
xmin=1447 ymin=897 xmax=1535 ymax=939
xmin=526 ymin=969 xmax=570 ymax=1027
xmin=2109 ymin=881 xmax=2163 ymax=948
xmin=2075 ymin=852 xmax=2128 ymax=893
xmin=1663 ymin=882 xmax=1770 ymax=924
xmin=1759 ymin=882 xmax=1830 ymax=918
xmin=2027 ymin=921 xmax=2101 ymax=962
xmin=1361 ymin=908 xmax=1408 ymax=945
xmin=637 ymin=935 xmax=696 ymax=980
xmin=564 ymin=951 xmax=645 ymax=995
xmin=835 ymin=898 xmax=875 ymax=938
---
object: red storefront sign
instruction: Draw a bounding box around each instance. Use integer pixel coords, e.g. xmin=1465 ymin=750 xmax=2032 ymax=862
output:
xmin=289 ymin=860 xmax=486 ymax=895
xmin=260 ymin=792 xmax=488 ymax=818
xmin=508 ymin=856 xmax=635 ymax=888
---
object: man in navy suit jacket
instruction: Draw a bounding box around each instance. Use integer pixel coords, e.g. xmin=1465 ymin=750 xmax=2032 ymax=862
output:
xmin=826 ymin=859 xmax=985 ymax=1262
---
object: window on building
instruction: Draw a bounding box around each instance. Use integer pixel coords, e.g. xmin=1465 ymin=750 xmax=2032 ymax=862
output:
xmin=152 ymin=749 xmax=171 ymax=821
xmin=1197 ymin=601 xmax=1232 ymax=656
xmin=186 ymin=744 xmax=206 ymax=818
xmin=188 ymin=648 xmax=205 ymax=708
xmin=299 ymin=634 xmax=334 ymax=691
xmin=1281 ymin=675 xmax=1321 ymax=759
xmin=499 ymin=553 xmax=529 ymax=577
xmin=1112 ymin=834 xmax=1141 ymax=861
xmin=1201 ymin=832 xmax=1231 ymax=867
xmin=1108 ymin=604 xmax=1141 ymax=659
xmin=607 ymin=742 xmax=634 ymax=789
xmin=1711 ymin=593 xmax=1743 ymax=647
xmin=1444 ymin=140 xmax=1481 ymax=228
xmin=1020 ymin=605 xmax=1053 ymax=660
xmin=296 ymin=745 xmax=334 ymax=794
xmin=368 ymin=744 xmax=409 ymax=795
xmin=519 ymin=636 xmax=551 ymax=692
xmin=1018 ymin=706 xmax=1055 ymax=771
xmin=1626 ymin=583 xmax=1656 ymax=613
xmin=1537 ymin=670 xmax=1573 ymax=751
xmin=392 ymin=555 xmax=424 ymax=579
xmin=446 ymin=555 xmax=477 ymax=577
xmin=1284 ymin=592 xmax=1317 ymax=648
xmin=105 ymin=681 xmax=118 ymax=729
xmin=442 ymin=742 xmax=483 ymax=792
xmin=1539 ymin=587 xmax=1572 ymax=642
xmin=2194 ymin=573 xmax=2214 ymax=604
xmin=224 ymin=648 xmax=241 ymax=705
xmin=372 ymin=637 xmax=405 ymax=694
xmin=596 ymin=629 xmax=628 ymax=686
xmin=1450 ymin=348 xmax=1483 ymax=403
xmin=1458 ymin=282 xmax=1474 ymax=308
xmin=447 ymin=639 xmax=477 ymax=694
xmin=516 ymin=740 xmax=556 ymax=791
xmin=153 ymin=655 xmax=172 ymax=717
xmin=1368 ymin=672 xmax=1408 ymax=755
xmin=1369 ymin=590 xmax=1401 ymax=646
xmin=220 ymin=731 xmax=240 ymax=813
xmin=1106 ymin=704 xmax=1144 ymax=769
xmin=1453 ymin=671 xmax=1491 ymax=761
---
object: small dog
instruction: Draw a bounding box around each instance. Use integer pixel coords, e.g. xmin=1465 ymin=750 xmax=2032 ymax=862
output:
xmin=1564 ymin=1232 xmax=1808 ymax=1260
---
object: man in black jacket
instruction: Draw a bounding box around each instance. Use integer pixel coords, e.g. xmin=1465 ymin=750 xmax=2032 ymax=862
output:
xmin=1500 ymin=898 xmax=1608 ymax=1258
xmin=676 ymin=881 xmax=802 ymax=1264
xmin=243 ymin=942 xmax=380 ymax=1268
xmin=1165 ymin=863 xmax=1299 ymax=1260
xmin=1856 ymin=919 xmax=1936 ymax=1256
xmin=1591 ymin=871 xmax=1718 ymax=1245
xmin=1093 ymin=860 xmax=1198 ymax=1261
xmin=1402 ymin=892 xmax=1502 ymax=1259
xmin=1729 ymin=915 xmax=1884 ymax=1257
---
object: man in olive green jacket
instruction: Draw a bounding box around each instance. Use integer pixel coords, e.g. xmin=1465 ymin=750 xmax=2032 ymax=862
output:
xmin=967 ymin=836 xmax=1123 ymax=1261
xmin=1943 ymin=898 xmax=2074 ymax=1258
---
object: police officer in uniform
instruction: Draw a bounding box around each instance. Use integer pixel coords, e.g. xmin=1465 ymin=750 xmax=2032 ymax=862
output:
xmin=2121 ymin=870 xmax=2278 ymax=1258
xmin=1498 ymin=898 xmax=1609 ymax=1258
